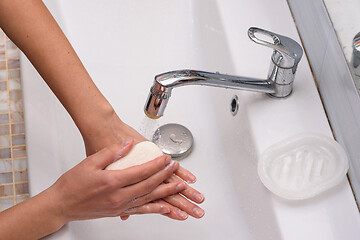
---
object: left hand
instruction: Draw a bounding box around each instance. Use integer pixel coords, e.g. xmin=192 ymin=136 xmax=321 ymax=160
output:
xmin=82 ymin=112 xmax=205 ymax=220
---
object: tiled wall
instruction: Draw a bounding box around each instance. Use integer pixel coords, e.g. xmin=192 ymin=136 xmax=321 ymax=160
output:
xmin=0 ymin=28 xmax=29 ymax=211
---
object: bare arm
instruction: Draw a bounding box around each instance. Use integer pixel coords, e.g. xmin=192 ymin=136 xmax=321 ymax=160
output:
xmin=0 ymin=0 xmax=204 ymax=231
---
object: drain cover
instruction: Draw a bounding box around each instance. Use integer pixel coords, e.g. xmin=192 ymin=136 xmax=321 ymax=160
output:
xmin=152 ymin=123 xmax=193 ymax=160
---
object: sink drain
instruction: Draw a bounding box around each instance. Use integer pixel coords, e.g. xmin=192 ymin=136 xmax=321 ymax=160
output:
xmin=152 ymin=123 xmax=193 ymax=160
xmin=230 ymin=95 xmax=239 ymax=116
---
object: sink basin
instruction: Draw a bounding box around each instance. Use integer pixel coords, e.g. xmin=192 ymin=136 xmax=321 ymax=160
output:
xmin=21 ymin=0 xmax=360 ymax=239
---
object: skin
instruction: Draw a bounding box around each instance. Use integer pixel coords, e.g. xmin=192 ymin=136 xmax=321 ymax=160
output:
xmin=0 ymin=0 xmax=205 ymax=238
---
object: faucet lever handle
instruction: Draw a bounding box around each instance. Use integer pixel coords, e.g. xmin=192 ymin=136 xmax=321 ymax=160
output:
xmin=248 ymin=27 xmax=303 ymax=68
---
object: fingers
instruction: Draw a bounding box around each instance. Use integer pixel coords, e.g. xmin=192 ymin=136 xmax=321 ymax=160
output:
xmin=121 ymin=202 xmax=171 ymax=216
xmin=87 ymin=140 xmax=134 ymax=169
xmin=122 ymin=160 xmax=180 ymax=200
xmin=163 ymin=193 xmax=205 ymax=219
xmin=108 ymin=155 xmax=172 ymax=187
xmin=165 ymin=175 xmax=205 ymax=204
xmin=152 ymin=200 xmax=189 ymax=220
xmin=127 ymin=181 xmax=186 ymax=208
xmin=175 ymin=166 xmax=197 ymax=184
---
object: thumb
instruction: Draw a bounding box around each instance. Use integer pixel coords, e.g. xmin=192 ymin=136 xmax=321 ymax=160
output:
xmin=88 ymin=139 xmax=134 ymax=169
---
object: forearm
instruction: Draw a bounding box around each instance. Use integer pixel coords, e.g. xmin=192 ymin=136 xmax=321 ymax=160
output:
xmin=0 ymin=0 xmax=114 ymax=138
xmin=0 ymin=189 xmax=65 ymax=240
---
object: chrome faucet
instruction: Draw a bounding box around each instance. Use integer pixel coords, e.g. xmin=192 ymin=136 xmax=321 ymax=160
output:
xmin=144 ymin=27 xmax=303 ymax=119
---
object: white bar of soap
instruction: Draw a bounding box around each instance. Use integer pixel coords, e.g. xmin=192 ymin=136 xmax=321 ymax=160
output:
xmin=105 ymin=141 xmax=164 ymax=170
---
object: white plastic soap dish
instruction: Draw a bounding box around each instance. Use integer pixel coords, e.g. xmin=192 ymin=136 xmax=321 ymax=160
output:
xmin=258 ymin=133 xmax=349 ymax=200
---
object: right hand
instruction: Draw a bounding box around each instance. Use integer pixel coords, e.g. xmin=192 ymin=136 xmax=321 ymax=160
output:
xmin=48 ymin=141 xmax=186 ymax=222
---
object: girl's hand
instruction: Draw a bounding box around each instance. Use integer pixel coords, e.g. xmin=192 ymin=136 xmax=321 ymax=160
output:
xmin=82 ymin=112 xmax=205 ymax=220
xmin=49 ymin=142 xmax=185 ymax=222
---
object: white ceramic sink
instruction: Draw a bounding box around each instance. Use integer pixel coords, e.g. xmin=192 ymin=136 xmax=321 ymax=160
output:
xmin=21 ymin=0 xmax=360 ymax=239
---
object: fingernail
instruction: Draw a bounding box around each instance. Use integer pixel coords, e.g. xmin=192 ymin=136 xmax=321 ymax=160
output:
xmin=160 ymin=206 xmax=170 ymax=214
xmin=186 ymin=174 xmax=197 ymax=183
xmin=164 ymin=156 xmax=171 ymax=166
xmin=177 ymin=210 xmax=188 ymax=219
xmin=195 ymin=193 xmax=204 ymax=202
xmin=171 ymin=161 xmax=178 ymax=170
xmin=193 ymin=208 xmax=205 ymax=218
xmin=176 ymin=182 xmax=186 ymax=191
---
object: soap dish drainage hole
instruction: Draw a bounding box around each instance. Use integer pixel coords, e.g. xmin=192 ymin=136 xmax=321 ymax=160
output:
xmin=230 ymin=95 xmax=239 ymax=116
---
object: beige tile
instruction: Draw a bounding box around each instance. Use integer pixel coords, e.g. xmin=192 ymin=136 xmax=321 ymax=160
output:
xmin=0 ymin=72 xmax=6 ymax=81
xmin=10 ymin=112 xmax=23 ymax=123
xmin=9 ymin=90 xmax=21 ymax=100
xmin=0 ymin=113 xmax=9 ymax=124
xmin=8 ymin=79 xmax=21 ymax=90
xmin=13 ymin=158 xmax=26 ymax=170
xmin=0 ymin=124 xmax=9 ymax=135
xmin=0 ymin=136 xmax=10 ymax=147
xmin=0 ymin=160 xmax=12 ymax=172
xmin=15 ymin=194 xmax=29 ymax=204
xmin=0 ymin=102 xmax=8 ymax=113
xmin=11 ymin=123 xmax=24 ymax=134
xmin=0 ymin=52 xmax=5 ymax=61
xmin=7 ymin=49 xmax=19 ymax=59
xmin=8 ymin=70 xmax=20 ymax=80
xmin=0 ymin=91 xmax=8 ymax=102
xmin=14 ymin=170 xmax=27 ymax=182
xmin=15 ymin=183 xmax=28 ymax=195
xmin=0 ymin=148 xmax=10 ymax=158
xmin=0 ymin=82 xmax=6 ymax=91
xmin=0 ymin=197 xmax=14 ymax=210
xmin=7 ymin=59 xmax=20 ymax=70
xmin=0 ymin=61 xmax=6 ymax=70
xmin=12 ymin=146 xmax=25 ymax=158
xmin=0 ymin=184 xmax=14 ymax=197
xmin=12 ymin=135 xmax=25 ymax=146
xmin=6 ymin=40 xmax=16 ymax=49
xmin=10 ymin=100 xmax=22 ymax=112
xmin=0 ymin=172 xmax=12 ymax=184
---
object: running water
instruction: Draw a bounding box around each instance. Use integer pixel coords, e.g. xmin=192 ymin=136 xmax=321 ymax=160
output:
xmin=139 ymin=116 xmax=160 ymax=140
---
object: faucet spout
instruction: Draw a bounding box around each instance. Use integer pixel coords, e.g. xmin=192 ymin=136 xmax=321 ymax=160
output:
xmin=144 ymin=27 xmax=303 ymax=119
xmin=144 ymin=70 xmax=275 ymax=119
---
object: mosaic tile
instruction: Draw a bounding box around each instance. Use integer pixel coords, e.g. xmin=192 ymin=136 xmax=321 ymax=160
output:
xmin=0 ymin=91 xmax=8 ymax=102
xmin=0 ymin=102 xmax=8 ymax=113
xmin=14 ymin=170 xmax=27 ymax=182
xmin=12 ymin=135 xmax=25 ymax=146
xmin=16 ymin=194 xmax=28 ymax=204
xmin=0 ymin=136 xmax=11 ymax=147
xmin=7 ymin=59 xmax=20 ymax=70
xmin=8 ymin=70 xmax=20 ymax=79
xmin=0 ymin=73 xmax=6 ymax=81
xmin=0 ymin=184 xmax=14 ymax=196
xmin=0 ymin=113 xmax=9 ymax=124
xmin=15 ymin=183 xmax=28 ymax=195
xmin=0 ymin=197 xmax=14 ymax=210
xmin=10 ymin=100 xmax=22 ymax=112
xmin=6 ymin=40 xmax=16 ymax=49
xmin=9 ymin=90 xmax=21 ymax=100
xmin=0 ymin=61 xmax=6 ymax=70
xmin=8 ymin=79 xmax=21 ymax=90
xmin=12 ymin=146 xmax=25 ymax=158
xmin=0 ymin=29 xmax=29 ymax=211
xmin=10 ymin=112 xmax=23 ymax=123
xmin=7 ymin=49 xmax=19 ymax=59
xmin=0 ymin=52 xmax=5 ymax=61
xmin=13 ymin=158 xmax=26 ymax=170
xmin=11 ymin=123 xmax=24 ymax=134
xmin=0 ymin=160 xmax=12 ymax=172
xmin=0 ymin=124 xmax=10 ymax=135
xmin=0 ymin=172 xmax=12 ymax=184
xmin=0 ymin=148 xmax=10 ymax=158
